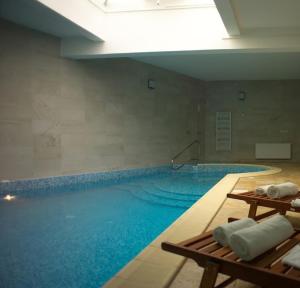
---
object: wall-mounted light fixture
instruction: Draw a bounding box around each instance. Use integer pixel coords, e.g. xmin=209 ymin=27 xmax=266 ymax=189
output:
xmin=238 ymin=91 xmax=246 ymax=101
xmin=148 ymin=79 xmax=156 ymax=90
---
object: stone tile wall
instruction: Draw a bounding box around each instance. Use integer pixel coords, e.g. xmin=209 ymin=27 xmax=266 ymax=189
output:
xmin=0 ymin=19 xmax=205 ymax=179
xmin=204 ymin=80 xmax=300 ymax=162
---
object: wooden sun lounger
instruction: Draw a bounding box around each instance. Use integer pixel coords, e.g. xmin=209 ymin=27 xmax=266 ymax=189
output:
xmin=227 ymin=191 xmax=300 ymax=220
xmin=162 ymin=229 xmax=300 ymax=288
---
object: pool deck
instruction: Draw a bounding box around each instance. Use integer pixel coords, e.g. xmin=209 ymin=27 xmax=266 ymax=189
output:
xmin=104 ymin=163 xmax=283 ymax=288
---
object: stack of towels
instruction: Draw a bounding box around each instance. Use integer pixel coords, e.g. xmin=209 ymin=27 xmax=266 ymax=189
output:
xmin=213 ymin=215 xmax=295 ymax=263
xmin=255 ymin=181 xmax=298 ymax=199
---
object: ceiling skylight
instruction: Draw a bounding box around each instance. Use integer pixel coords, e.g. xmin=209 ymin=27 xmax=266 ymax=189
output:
xmin=89 ymin=0 xmax=215 ymax=13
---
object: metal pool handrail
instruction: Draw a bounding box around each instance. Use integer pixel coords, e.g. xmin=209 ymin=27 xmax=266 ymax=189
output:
xmin=171 ymin=140 xmax=200 ymax=170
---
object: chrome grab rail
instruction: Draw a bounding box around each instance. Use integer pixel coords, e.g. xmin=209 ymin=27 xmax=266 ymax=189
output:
xmin=171 ymin=140 xmax=200 ymax=170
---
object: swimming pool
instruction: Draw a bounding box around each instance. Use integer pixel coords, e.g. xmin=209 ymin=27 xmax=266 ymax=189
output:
xmin=0 ymin=164 xmax=267 ymax=288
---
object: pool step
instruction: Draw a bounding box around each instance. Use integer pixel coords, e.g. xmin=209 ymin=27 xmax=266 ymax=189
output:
xmin=145 ymin=185 xmax=201 ymax=201
xmin=127 ymin=183 xmax=203 ymax=200
xmin=126 ymin=183 xmax=201 ymax=201
xmin=151 ymin=177 xmax=221 ymax=195
xmin=131 ymin=189 xmax=194 ymax=208
xmin=123 ymin=184 xmax=196 ymax=208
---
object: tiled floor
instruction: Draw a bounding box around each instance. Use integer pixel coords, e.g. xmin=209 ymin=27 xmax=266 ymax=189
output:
xmin=169 ymin=163 xmax=300 ymax=288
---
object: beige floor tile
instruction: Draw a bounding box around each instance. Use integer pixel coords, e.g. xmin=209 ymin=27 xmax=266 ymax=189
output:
xmin=136 ymin=245 xmax=184 ymax=268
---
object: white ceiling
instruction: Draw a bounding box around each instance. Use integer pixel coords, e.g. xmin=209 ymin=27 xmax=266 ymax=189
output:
xmin=89 ymin=0 xmax=215 ymax=12
xmin=133 ymin=0 xmax=300 ymax=80
xmin=0 ymin=0 xmax=91 ymax=38
xmin=232 ymin=0 xmax=300 ymax=31
xmin=1 ymin=0 xmax=300 ymax=80
xmin=134 ymin=52 xmax=300 ymax=81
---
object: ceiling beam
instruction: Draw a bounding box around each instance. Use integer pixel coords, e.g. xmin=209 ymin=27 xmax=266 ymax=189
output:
xmin=214 ymin=0 xmax=240 ymax=36
xmin=61 ymin=34 xmax=300 ymax=58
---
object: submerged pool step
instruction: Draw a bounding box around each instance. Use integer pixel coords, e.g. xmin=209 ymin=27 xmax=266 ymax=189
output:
xmin=145 ymin=185 xmax=201 ymax=201
xmin=123 ymin=184 xmax=197 ymax=208
xmin=131 ymin=189 xmax=194 ymax=208
xmin=127 ymin=183 xmax=202 ymax=200
xmin=125 ymin=183 xmax=201 ymax=201
xmin=152 ymin=178 xmax=220 ymax=195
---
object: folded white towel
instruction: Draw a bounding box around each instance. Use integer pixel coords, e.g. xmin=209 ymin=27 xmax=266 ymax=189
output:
xmin=229 ymin=215 xmax=294 ymax=261
xmin=255 ymin=184 xmax=272 ymax=195
xmin=282 ymin=245 xmax=300 ymax=269
xmin=291 ymin=199 xmax=300 ymax=208
xmin=267 ymin=182 xmax=298 ymax=199
xmin=212 ymin=218 xmax=256 ymax=247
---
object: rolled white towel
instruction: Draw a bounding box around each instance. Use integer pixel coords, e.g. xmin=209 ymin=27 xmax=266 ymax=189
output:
xmin=282 ymin=245 xmax=300 ymax=269
xmin=291 ymin=199 xmax=300 ymax=208
xmin=255 ymin=184 xmax=272 ymax=196
xmin=229 ymin=215 xmax=294 ymax=261
xmin=267 ymin=182 xmax=298 ymax=199
xmin=212 ymin=218 xmax=256 ymax=247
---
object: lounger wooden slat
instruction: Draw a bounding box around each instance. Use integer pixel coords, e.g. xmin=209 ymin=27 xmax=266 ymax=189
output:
xmin=286 ymin=268 xmax=300 ymax=278
xmin=211 ymin=247 xmax=232 ymax=257
xmin=188 ymin=236 xmax=215 ymax=250
xmin=227 ymin=191 xmax=300 ymax=219
xmin=200 ymin=243 xmax=222 ymax=254
xmin=270 ymin=261 xmax=290 ymax=274
xmin=224 ymin=252 xmax=239 ymax=261
xmin=162 ymin=229 xmax=300 ymax=288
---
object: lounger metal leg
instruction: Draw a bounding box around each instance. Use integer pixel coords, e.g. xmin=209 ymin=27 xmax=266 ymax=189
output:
xmin=200 ymin=261 xmax=220 ymax=288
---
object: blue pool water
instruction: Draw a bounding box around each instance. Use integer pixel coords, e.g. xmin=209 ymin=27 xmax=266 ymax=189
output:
xmin=0 ymin=165 xmax=266 ymax=288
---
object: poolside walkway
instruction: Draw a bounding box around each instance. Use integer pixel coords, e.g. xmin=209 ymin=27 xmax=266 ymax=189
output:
xmin=169 ymin=163 xmax=300 ymax=288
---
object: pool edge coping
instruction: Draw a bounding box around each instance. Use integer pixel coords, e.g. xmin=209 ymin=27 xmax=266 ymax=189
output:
xmin=103 ymin=164 xmax=281 ymax=288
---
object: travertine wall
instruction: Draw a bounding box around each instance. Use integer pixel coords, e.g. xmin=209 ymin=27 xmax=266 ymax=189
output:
xmin=204 ymin=80 xmax=300 ymax=162
xmin=0 ymin=20 xmax=205 ymax=180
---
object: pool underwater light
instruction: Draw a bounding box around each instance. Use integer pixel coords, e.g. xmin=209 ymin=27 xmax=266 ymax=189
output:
xmin=3 ymin=194 xmax=16 ymax=201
